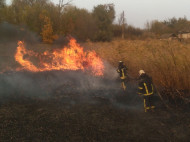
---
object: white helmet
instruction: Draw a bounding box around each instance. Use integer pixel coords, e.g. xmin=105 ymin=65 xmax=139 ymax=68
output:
xmin=139 ymin=70 xmax=145 ymax=76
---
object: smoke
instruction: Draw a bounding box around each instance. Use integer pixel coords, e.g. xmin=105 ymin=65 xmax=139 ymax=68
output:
xmin=0 ymin=22 xmax=40 ymax=44
xmin=0 ymin=70 xmax=118 ymax=101
xmin=0 ymin=69 xmax=143 ymax=111
xmin=0 ymin=22 xmax=143 ymax=110
xmin=0 ymin=69 xmax=118 ymax=96
xmin=0 ymin=22 xmax=41 ymax=72
xmin=0 ymin=62 xmax=143 ymax=111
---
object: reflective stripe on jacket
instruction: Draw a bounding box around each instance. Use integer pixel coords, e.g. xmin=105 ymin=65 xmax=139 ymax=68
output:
xmin=138 ymin=83 xmax=154 ymax=96
xmin=117 ymin=66 xmax=127 ymax=80
xmin=138 ymin=73 xmax=154 ymax=96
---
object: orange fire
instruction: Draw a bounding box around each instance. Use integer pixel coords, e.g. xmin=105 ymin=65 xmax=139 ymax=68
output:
xmin=15 ymin=38 xmax=104 ymax=76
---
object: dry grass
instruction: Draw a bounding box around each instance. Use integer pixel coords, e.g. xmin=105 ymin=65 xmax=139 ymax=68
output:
xmin=0 ymin=39 xmax=189 ymax=96
xmin=82 ymin=39 xmax=190 ymax=94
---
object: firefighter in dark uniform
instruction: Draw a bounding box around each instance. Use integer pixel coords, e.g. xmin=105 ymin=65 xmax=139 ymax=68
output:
xmin=138 ymin=70 xmax=155 ymax=112
xmin=117 ymin=61 xmax=128 ymax=91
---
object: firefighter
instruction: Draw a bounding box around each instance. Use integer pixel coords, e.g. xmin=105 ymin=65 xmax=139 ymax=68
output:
xmin=117 ymin=61 xmax=128 ymax=90
xmin=138 ymin=70 xmax=155 ymax=112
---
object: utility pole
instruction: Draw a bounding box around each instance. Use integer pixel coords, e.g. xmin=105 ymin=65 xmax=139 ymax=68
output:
xmin=121 ymin=11 xmax=125 ymax=39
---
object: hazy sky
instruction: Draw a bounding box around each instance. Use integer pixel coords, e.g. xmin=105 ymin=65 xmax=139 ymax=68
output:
xmin=7 ymin=0 xmax=190 ymax=28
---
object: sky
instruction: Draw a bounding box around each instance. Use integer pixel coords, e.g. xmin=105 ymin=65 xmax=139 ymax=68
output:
xmin=6 ymin=0 xmax=190 ymax=29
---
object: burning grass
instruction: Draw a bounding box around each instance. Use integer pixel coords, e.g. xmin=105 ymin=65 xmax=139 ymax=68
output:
xmin=15 ymin=38 xmax=104 ymax=76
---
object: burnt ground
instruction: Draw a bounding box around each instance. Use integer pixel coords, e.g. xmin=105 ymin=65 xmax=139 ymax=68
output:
xmin=0 ymin=71 xmax=190 ymax=142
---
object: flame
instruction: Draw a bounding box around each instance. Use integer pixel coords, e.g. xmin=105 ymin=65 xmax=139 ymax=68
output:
xmin=14 ymin=38 xmax=104 ymax=76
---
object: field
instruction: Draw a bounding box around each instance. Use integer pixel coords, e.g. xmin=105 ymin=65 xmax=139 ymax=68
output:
xmin=83 ymin=39 xmax=190 ymax=91
xmin=0 ymin=39 xmax=190 ymax=141
xmin=82 ymin=39 xmax=190 ymax=103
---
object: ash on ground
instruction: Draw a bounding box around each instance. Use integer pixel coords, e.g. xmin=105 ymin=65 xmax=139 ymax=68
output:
xmin=0 ymin=71 xmax=189 ymax=142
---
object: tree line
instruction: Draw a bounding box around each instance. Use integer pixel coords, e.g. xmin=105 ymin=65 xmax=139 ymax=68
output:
xmin=0 ymin=0 xmax=116 ymax=43
xmin=146 ymin=17 xmax=190 ymax=36
xmin=1 ymin=0 xmax=190 ymax=43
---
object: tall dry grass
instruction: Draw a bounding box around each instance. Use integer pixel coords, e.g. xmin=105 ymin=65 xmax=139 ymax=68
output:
xmin=82 ymin=39 xmax=190 ymax=95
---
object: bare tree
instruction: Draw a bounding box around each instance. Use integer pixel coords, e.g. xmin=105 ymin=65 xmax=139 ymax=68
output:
xmin=58 ymin=0 xmax=73 ymax=13
xmin=56 ymin=0 xmax=73 ymax=34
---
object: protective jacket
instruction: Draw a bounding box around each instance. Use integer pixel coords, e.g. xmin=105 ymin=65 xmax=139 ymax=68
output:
xmin=138 ymin=73 xmax=154 ymax=96
xmin=117 ymin=64 xmax=127 ymax=80
xmin=138 ymin=73 xmax=155 ymax=112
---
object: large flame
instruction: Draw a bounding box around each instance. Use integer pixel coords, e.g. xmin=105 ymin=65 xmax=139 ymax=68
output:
xmin=15 ymin=38 xmax=104 ymax=76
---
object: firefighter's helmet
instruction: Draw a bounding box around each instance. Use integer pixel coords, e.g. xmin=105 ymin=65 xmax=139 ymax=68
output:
xmin=139 ymin=70 xmax=145 ymax=76
xmin=119 ymin=61 xmax=123 ymax=66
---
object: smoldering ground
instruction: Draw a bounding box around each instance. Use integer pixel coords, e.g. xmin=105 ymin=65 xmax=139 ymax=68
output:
xmin=1 ymin=70 xmax=190 ymax=142
xmin=0 ymin=66 xmax=144 ymax=111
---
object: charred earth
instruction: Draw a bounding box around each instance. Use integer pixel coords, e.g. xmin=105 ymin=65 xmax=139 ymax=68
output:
xmin=0 ymin=71 xmax=189 ymax=142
